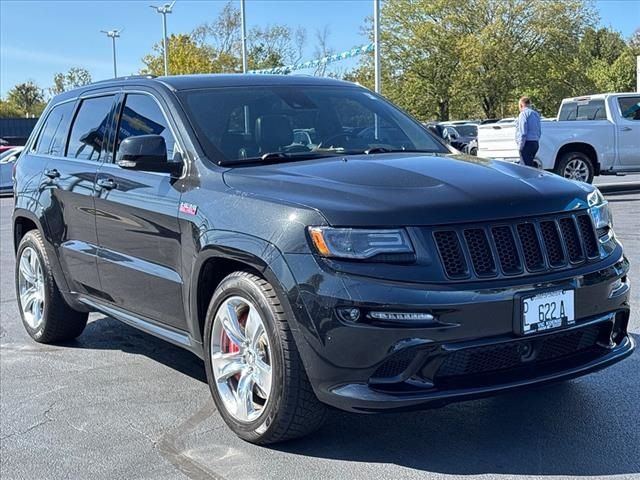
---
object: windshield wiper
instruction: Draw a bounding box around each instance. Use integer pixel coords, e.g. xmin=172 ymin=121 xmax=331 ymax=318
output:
xmin=363 ymin=147 xmax=438 ymax=155
xmin=218 ymin=151 xmax=342 ymax=167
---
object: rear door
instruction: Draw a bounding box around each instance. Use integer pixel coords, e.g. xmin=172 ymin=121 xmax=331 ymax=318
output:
xmin=41 ymin=93 xmax=117 ymax=295
xmin=614 ymin=95 xmax=640 ymax=170
xmin=94 ymin=90 xmax=186 ymax=328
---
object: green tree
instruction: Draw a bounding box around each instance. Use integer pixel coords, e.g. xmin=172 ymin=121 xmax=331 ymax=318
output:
xmin=589 ymin=49 xmax=637 ymax=92
xmin=0 ymin=99 xmax=24 ymax=118
xmin=142 ymin=2 xmax=306 ymax=75
xmin=190 ymin=1 xmax=306 ymax=72
xmin=7 ymin=81 xmax=45 ymax=117
xmin=349 ymin=0 xmax=597 ymax=120
xmin=141 ymin=34 xmax=215 ymax=75
xmin=50 ymin=67 xmax=92 ymax=95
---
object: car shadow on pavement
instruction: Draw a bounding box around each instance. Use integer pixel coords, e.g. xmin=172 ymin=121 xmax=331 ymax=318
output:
xmin=61 ymin=315 xmax=638 ymax=477
xmin=60 ymin=314 xmax=208 ymax=384
xmin=273 ymin=332 xmax=639 ymax=477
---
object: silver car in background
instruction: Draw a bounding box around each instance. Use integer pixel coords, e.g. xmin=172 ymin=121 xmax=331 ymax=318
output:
xmin=0 ymin=146 xmax=23 ymax=195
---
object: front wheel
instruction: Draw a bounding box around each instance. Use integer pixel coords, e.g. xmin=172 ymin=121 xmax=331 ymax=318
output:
xmin=203 ymin=271 xmax=327 ymax=444
xmin=555 ymin=152 xmax=594 ymax=183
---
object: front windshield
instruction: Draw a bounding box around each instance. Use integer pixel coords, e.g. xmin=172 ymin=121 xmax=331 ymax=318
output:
xmin=454 ymin=125 xmax=477 ymax=137
xmin=179 ymin=85 xmax=448 ymax=164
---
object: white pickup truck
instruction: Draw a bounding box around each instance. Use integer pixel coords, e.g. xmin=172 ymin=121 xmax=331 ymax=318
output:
xmin=478 ymin=93 xmax=640 ymax=183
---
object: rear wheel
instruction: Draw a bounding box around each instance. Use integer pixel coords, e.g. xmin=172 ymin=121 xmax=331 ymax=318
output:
xmin=555 ymin=152 xmax=594 ymax=183
xmin=15 ymin=230 xmax=88 ymax=343
xmin=203 ymin=271 xmax=327 ymax=444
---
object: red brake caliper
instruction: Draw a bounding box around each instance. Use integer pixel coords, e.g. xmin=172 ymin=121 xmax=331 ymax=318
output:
xmin=222 ymin=331 xmax=241 ymax=354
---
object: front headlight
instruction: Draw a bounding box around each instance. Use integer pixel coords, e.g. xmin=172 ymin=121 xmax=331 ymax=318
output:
xmin=587 ymin=188 xmax=613 ymax=238
xmin=308 ymin=227 xmax=415 ymax=261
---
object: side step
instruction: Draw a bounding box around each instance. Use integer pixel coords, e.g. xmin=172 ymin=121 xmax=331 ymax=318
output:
xmin=78 ymin=296 xmax=194 ymax=350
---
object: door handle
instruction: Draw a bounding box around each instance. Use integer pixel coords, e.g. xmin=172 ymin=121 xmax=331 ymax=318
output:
xmin=44 ymin=168 xmax=60 ymax=179
xmin=97 ymin=178 xmax=117 ymax=190
xmin=620 ymin=126 xmax=632 ymax=132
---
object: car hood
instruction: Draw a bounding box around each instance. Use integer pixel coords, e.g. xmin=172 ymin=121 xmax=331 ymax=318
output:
xmin=221 ymin=153 xmax=593 ymax=226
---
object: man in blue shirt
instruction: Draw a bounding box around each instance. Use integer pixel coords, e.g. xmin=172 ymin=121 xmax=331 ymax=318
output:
xmin=515 ymin=96 xmax=542 ymax=167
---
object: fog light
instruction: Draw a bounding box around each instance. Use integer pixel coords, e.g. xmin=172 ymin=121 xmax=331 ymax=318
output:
xmin=368 ymin=312 xmax=434 ymax=322
xmin=337 ymin=307 xmax=361 ymax=322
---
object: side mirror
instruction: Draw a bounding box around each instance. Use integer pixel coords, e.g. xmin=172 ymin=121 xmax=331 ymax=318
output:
xmin=116 ymin=135 xmax=182 ymax=176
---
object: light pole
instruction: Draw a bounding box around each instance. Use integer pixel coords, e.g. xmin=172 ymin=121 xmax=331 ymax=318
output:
xmin=101 ymin=29 xmax=122 ymax=78
xmin=150 ymin=1 xmax=176 ymax=76
xmin=240 ymin=0 xmax=248 ymax=74
xmin=373 ymin=0 xmax=381 ymax=94
xmin=240 ymin=0 xmax=250 ymax=134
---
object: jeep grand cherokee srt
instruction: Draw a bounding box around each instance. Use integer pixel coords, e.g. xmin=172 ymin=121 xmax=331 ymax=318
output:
xmin=13 ymin=75 xmax=633 ymax=444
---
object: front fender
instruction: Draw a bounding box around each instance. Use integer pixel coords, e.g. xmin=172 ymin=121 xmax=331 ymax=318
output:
xmin=187 ymin=230 xmax=322 ymax=376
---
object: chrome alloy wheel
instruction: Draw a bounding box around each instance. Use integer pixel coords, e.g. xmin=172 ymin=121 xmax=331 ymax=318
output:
xmin=563 ymin=158 xmax=590 ymax=182
xmin=18 ymin=247 xmax=45 ymax=329
xmin=211 ymin=296 xmax=273 ymax=422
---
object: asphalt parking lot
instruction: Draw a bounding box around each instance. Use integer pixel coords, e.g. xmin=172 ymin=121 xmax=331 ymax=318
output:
xmin=1 ymin=192 xmax=639 ymax=480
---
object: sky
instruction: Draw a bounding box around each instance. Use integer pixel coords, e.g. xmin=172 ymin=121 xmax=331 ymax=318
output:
xmin=1 ymin=0 xmax=639 ymax=97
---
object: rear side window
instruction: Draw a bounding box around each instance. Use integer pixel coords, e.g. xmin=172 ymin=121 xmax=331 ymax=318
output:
xmin=115 ymin=93 xmax=176 ymax=160
xmin=617 ymin=96 xmax=640 ymax=121
xmin=559 ymin=99 xmax=607 ymax=121
xmin=35 ymin=102 xmax=75 ymax=156
xmin=67 ymin=95 xmax=115 ymax=161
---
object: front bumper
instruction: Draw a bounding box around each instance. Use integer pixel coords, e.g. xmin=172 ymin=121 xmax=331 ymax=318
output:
xmin=284 ymin=252 xmax=633 ymax=413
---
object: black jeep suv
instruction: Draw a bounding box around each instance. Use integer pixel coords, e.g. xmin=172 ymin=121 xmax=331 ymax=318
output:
xmin=13 ymin=75 xmax=633 ymax=444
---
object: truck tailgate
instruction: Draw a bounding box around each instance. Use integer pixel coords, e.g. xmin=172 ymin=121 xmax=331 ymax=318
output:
xmin=478 ymin=123 xmax=519 ymax=161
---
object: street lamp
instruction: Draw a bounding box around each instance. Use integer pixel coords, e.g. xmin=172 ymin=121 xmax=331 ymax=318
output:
xmin=373 ymin=0 xmax=381 ymax=94
xmin=150 ymin=1 xmax=176 ymax=76
xmin=240 ymin=0 xmax=248 ymax=73
xmin=101 ymin=29 xmax=122 ymax=78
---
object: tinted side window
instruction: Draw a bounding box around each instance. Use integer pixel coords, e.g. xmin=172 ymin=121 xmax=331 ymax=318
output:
xmin=116 ymin=93 xmax=176 ymax=160
xmin=618 ymin=96 xmax=640 ymax=121
xmin=35 ymin=102 xmax=75 ymax=156
xmin=559 ymin=99 xmax=607 ymax=121
xmin=67 ymin=95 xmax=115 ymax=161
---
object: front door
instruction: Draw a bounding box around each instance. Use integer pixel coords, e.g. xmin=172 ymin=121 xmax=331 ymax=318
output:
xmin=616 ymin=95 xmax=640 ymax=170
xmin=94 ymin=91 xmax=186 ymax=329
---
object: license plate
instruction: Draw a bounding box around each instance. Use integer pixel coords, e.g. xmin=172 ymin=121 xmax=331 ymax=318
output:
xmin=522 ymin=289 xmax=574 ymax=335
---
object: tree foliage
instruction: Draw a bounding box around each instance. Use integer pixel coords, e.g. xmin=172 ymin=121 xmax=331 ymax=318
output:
xmin=50 ymin=67 xmax=92 ymax=95
xmin=5 ymin=81 xmax=46 ymax=117
xmin=0 ymin=99 xmax=25 ymax=118
xmin=142 ymin=1 xmax=307 ymax=75
xmin=142 ymin=34 xmax=216 ymax=75
xmin=190 ymin=1 xmax=306 ymax=72
xmin=349 ymin=0 xmax=638 ymax=121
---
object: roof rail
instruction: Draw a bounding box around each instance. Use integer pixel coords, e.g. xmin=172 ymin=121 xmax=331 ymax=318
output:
xmin=90 ymin=74 xmax=158 ymax=85
xmin=118 ymin=74 xmax=158 ymax=80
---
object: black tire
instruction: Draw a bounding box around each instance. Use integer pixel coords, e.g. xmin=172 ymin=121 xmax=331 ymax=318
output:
xmin=15 ymin=230 xmax=88 ymax=343
xmin=555 ymin=152 xmax=594 ymax=183
xmin=203 ymin=271 xmax=327 ymax=444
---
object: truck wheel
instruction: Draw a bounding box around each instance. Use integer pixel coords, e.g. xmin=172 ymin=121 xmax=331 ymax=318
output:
xmin=555 ymin=152 xmax=594 ymax=183
xmin=203 ymin=271 xmax=327 ymax=444
xmin=15 ymin=230 xmax=88 ymax=343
